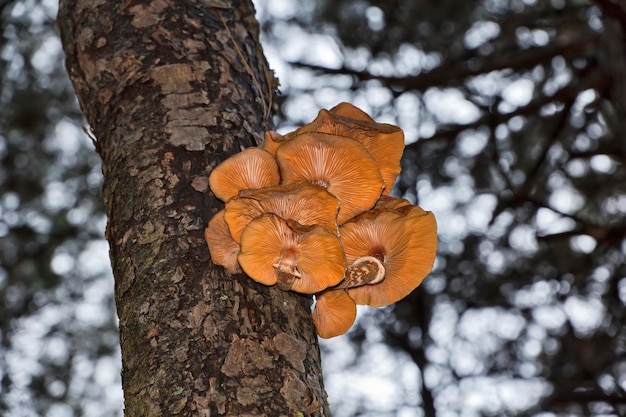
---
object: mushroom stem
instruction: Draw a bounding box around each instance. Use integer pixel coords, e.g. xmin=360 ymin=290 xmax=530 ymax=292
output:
xmin=275 ymin=270 xmax=299 ymax=291
xmin=272 ymin=248 xmax=302 ymax=291
xmin=272 ymin=248 xmax=301 ymax=276
xmin=335 ymin=256 xmax=385 ymax=289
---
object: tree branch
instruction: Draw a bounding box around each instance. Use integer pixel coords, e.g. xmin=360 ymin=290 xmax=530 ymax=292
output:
xmin=289 ymin=32 xmax=599 ymax=91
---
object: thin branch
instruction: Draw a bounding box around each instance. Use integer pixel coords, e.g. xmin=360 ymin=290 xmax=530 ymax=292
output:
xmin=568 ymin=149 xmax=625 ymax=160
xmin=403 ymin=64 xmax=604 ymax=149
xmin=547 ymin=389 xmax=626 ymax=405
xmin=289 ymin=32 xmax=599 ymax=91
xmin=593 ymin=0 xmax=626 ymax=36
xmin=385 ymin=291 xmax=436 ymax=417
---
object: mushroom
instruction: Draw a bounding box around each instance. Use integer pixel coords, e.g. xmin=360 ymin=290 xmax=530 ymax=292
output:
xmin=339 ymin=206 xmax=437 ymax=307
xmin=350 ymin=195 xmax=415 ymax=222
xmin=204 ymin=210 xmax=242 ymax=274
xmin=262 ymin=131 xmax=287 ymax=156
xmin=286 ymin=104 xmax=404 ymax=195
xmin=329 ymin=102 xmax=375 ymax=122
xmin=237 ymin=213 xmax=346 ymax=294
xmin=224 ymin=183 xmax=339 ymax=242
xmin=334 ymin=256 xmax=385 ymax=289
xmin=312 ymin=289 xmax=357 ymax=339
xmin=209 ymin=147 xmax=280 ymax=202
xmin=373 ymin=195 xmax=414 ymax=211
xmin=275 ymin=132 xmax=385 ymax=224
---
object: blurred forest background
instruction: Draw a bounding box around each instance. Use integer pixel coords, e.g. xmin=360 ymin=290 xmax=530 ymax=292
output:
xmin=2 ymin=0 xmax=625 ymax=416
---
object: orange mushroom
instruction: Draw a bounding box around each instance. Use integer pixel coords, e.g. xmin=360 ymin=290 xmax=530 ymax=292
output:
xmin=261 ymin=131 xmax=287 ymax=156
xmin=340 ymin=206 xmax=437 ymax=307
xmin=312 ymin=289 xmax=357 ymax=339
xmin=204 ymin=210 xmax=241 ymax=274
xmin=329 ymin=102 xmax=375 ymax=122
xmin=373 ymin=195 xmax=413 ymax=211
xmin=275 ymin=132 xmax=385 ymax=224
xmin=286 ymin=104 xmax=404 ymax=195
xmin=208 ymin=147 xmax=280 ymax=202
xmin=224 ymin=184 xmax=339 ymax=242
xmin=351 ymin=195 xmax=416 ymax=222
xmin=238 ymin=213 xmax=346 ymax=294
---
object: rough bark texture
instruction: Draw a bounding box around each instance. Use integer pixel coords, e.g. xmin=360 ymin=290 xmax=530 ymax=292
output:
xmin=58 ymin=1 xmax=330 ymax=416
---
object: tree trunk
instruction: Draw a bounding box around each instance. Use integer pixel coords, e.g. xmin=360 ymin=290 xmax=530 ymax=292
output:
xmin=58 ymin=1 xmax=330 ymax=416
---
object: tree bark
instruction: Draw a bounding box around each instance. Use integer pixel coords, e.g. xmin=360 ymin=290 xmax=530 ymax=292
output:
xmin=58 ymin=1 xmax=330 ymax=416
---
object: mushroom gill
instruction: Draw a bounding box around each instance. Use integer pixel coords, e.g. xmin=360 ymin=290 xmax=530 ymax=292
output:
xmin=238 ymin=213 xmax=346 ymax=294
xmin=224 ymin=183 xmax=339 ymax=243
xmin=209 ymin=147 xmax=280 ymax=202
xmin=204 ymin=210 xmax=241 ymax=274
xmin=286 ymin=103 xmax=405 ymax=195
xmin=276 ymin=132 xmax=385 ymax=224
xmin=340 ymin=206 xmax=437 ymax=307
xmin=312 ymin=289 xmax=357 ymax=339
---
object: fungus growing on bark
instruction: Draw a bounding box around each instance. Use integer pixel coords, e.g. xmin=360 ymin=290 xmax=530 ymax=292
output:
xmin=238 ymin=213 xmax=346 ymax=293
xmin=312 ymin=289 xmax=357 ymax=339
xmin=204 ymin=210 xmax=241 ymax=274
xmin=202 ymin=103 xmax=438 ymax=337
xmin=276 ymin=132 xmax=385 ymax=224
xmin=224 ymin=184 xmax=339 ymax=242
xmin=340 ymin=206 xmax=437 ymax=307
xmin=209 ymin=147 xmax=280 ymax=202
xmin=287 ymin=103 xmax=404 ymax=195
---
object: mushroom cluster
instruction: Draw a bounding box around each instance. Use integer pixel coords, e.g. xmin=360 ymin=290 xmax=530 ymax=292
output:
xmin=204 ymin=103 xmax=437 ymax=338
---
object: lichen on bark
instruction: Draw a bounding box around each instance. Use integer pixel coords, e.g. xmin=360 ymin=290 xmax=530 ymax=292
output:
xmin=58 ymin=0 xmax=330 ymax=415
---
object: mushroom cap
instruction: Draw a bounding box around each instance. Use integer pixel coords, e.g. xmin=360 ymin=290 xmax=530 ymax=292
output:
xmin=312 ymin=289 xmax=357 ymax=339
xmin=340 ymin=207 xmax=437 ymax=307
xmin=262 ymin=131 xmax=287 ymax=156
xmin=224 ymin=183 xmax=339 ymax=242
xmin=204 ymin=210 xmax=241 ymax=274
xmin=351 ymin=195 xmax=416 ymax=222
xmin=287 ymin=106 xmax=405 ymax=195
xmin=373 ymin=195 xmax=414 ymax=211
xmin=209 ymin=147 xmax=280 ymax=202
xmin=238 ymin=213 xmax=346 ymax=294
xmin=329 ymin=102 xmax=375 ymax=122
xmin=275 ymin=132 xmax=385 ymax=224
